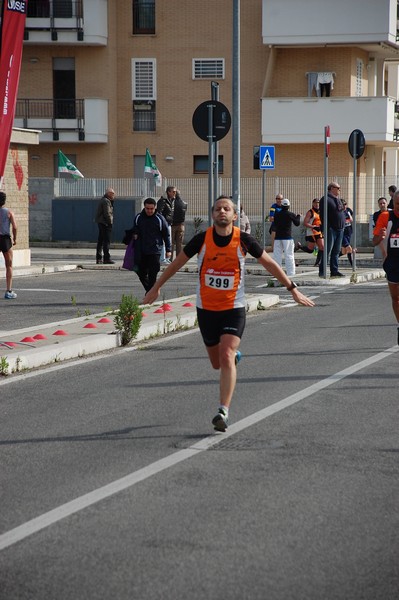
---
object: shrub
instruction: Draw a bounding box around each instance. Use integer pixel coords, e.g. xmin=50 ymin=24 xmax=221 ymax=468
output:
xmin=114 ymin=294 xmax=143 ymax=345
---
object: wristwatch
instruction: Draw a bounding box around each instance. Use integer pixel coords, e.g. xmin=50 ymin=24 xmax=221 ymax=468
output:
xmin=286 ymin=281 xmax=297 ymax=291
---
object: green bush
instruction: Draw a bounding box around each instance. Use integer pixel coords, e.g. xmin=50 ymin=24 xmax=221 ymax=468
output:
xmin=114 ymin=294 xmax=143 ymax=345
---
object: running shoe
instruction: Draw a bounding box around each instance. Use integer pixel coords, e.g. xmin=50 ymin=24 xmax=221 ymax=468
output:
xmin=235 ymin=350 xmax=242 ymax=365
xmin=4 ymin=291 xmax=17 ymax=299
xmin=212 ymin=408 xmax=228 ymax=432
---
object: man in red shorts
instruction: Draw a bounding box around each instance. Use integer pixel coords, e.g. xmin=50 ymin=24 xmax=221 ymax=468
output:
xmin=143 ymin=196 xmax=314 ymax=432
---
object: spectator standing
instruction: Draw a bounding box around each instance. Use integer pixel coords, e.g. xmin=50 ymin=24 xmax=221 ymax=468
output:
xmin=373 ymin=196 xmax=390 ymax=259
xmin=319 ymin=181 xmax=346 ymax=278
xmin=143 ymin=196 xmax=314 ymax=432
xmin=157 ymin=186 xmax=176 ymax=264
xmin=0 ymin=191 xmax=18 ymax=299
xmin=269 ymin=193 xmax=283 ymax=250
xmin=341 ymin=200 xmax=354 ymax=266
xmin=171 ymin=190 xmax=187 ymax=259
xmin=132 ymin=197 xmax=171 ymax=292
xmin=387 ymin=185 xmax=397 ymax=210
xmin=373 ymin=197 xmax=389 ymax=226
xmin=95 ymin=187 xmax=115 ymax=264
xmin=239 ymin=206 xmax=251 ymax=233
xmin=273 ymin=198 xmax=301 ymax=277
xmin=373 ymin=190 xmax=399 ymax=344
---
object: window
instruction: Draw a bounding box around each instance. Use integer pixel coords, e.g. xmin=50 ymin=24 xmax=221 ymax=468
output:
xmin=53 ymin=57 xmax=76 ymax=119
xmin=133 ymin=0 xmax=155 ymax=34
xmin=53 ymin=0 xmax=73 ymax=17
xmin=193 ymin=59 xmax=224 ymax=80
xmin=194 ymin=155 xmax=224 ymax=174
xmin=132 ymin=59 xmax=156 ymax=131
xmin=28 ymin=1 xmax=50 ymax=17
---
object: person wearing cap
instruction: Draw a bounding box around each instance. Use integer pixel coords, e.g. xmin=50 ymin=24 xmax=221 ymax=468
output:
xmin=142 ymin=196 xmax=314 ymax=433
xmin=273 ymin=198 xmax=301 ymax=277
xmin=268 ymin=193 xmax=283 ymax=250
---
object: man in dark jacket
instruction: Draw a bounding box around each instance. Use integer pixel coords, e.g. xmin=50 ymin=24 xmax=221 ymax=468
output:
xmin=273 ymin=198 xmax=300 ymax=277
xmin=95 ymin=187 xmax=115 ymax=264
xmin=171 ymin=190 xmax=187 ymax=259
xmin=319 ymin=181 xmax=346 ymax=277
xmin=132 ymin=197 xmax=171 ymax=292
xmin=157 ymin=186 xmax=176 ymax=264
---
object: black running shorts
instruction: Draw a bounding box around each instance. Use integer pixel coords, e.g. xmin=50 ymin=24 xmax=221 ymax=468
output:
xmin=0 ymin=235 xmax=12 ymax=253
xmin=197 ymin=307 xmax=246 ymax=347
xmin=383 ymin=257 xmax=399 ymax=284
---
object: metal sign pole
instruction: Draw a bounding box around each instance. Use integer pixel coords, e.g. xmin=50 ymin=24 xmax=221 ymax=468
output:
xmin=323 ymin=126 xmax=330 ymax=280
xmin=352 ymin=132 xmax=357 ymax=273
xmin=208 ymin=102 xmax=214 ymax=227
xmin=232 ymin=0 xmax=240 ymax=225
xmin=211 ymin=82 xmax=219 ymax=200
xmin=262 ymin=169 xmax=266 ymax=249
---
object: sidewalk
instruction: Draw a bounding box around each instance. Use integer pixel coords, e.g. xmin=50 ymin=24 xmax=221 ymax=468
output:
xmin=0 ymin=246 xmax=386 ymax=374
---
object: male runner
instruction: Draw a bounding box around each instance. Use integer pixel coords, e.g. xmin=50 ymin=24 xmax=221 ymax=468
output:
xmin=143 ymin=196 xmax=314 ymax=432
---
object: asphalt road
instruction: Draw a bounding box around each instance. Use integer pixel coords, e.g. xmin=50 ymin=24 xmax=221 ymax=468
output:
xmin=3 ymin=268 xmax=279 ymax=331
xmin=0 ymin=279 xmax=398 ymax=599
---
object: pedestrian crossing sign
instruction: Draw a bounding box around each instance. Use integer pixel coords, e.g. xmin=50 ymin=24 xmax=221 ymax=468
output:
xmin=259 ymin=145 xmax=275 ymax=170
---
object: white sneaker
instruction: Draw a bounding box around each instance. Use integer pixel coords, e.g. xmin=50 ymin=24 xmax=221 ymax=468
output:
xmin=4 ymin=290 xmax=17 ymax=299
xmin=161 ymin=259 xmax=171 ymax=265
xmin=212 ymin=408 xmax=228 ymax=432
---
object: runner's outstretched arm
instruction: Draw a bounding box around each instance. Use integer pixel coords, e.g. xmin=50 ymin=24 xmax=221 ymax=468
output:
xmin=257 ymin=250 xmax=315 ymax=307
xmin=143 ymin=251 xmax=190 ymax=304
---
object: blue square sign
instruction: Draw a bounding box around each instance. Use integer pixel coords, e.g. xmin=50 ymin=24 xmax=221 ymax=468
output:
xmin=259 ymin=145 xmax=275 ymax=170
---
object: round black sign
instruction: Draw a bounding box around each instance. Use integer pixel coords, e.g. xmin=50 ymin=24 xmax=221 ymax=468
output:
xmin=348 ymin=129 xmax=366 ymax=159
xmin=192 ymin=100 xmax=231 ymax=142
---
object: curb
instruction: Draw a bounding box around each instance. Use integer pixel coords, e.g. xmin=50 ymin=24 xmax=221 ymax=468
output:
xmin=0 ymin=294 xmax=279 ymax=374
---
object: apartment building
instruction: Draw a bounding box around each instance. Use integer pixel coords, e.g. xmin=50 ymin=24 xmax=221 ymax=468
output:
xmin=14 ymin=0 xmax=265 ymax=181
xmin=12 ymin=0 xmax=399 ymax=191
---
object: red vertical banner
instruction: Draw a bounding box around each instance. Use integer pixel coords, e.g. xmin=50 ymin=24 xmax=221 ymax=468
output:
xmin=0 ymin=0 xmax=28 ymax=188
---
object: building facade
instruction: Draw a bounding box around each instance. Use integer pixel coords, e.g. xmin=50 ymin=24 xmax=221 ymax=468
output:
xmin=11 ymin=0 xmax=399 ymax=215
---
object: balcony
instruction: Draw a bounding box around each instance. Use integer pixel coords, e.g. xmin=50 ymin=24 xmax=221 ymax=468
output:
xmin=14 ymin=98 xmax=108 ymax=143
xmin=262 ymin=0 xmax=399 ymax=48
xmin=261 ymin=96 xmax=397 ymax=145
xmin=24 ymin=0 xmax=108 ymax=45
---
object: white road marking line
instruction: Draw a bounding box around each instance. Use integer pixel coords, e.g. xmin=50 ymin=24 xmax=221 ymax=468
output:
xmin=0 ymin=344 xmax=398 ymax=551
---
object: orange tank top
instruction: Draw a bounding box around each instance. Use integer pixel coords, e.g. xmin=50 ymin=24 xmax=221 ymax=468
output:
xmin=197 ymin=226 xmax=246 ymax=311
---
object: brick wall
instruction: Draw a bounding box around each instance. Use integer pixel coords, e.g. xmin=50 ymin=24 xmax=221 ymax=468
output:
xmin=0 ymin=129 xmax=39 ymax=268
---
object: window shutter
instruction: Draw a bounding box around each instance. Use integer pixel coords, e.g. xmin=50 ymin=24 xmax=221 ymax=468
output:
xmin=132 ymin=59 xmax=156 ymax=100
xmin=192 ymin=59 xmax=224 ymax=80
